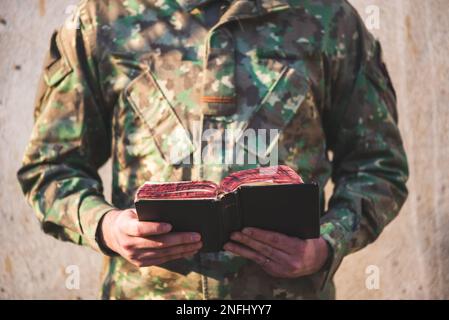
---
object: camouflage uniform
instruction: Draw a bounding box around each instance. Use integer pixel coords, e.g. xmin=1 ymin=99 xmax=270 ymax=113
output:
xmin=18 ymin=0 xmax=409 ymax=299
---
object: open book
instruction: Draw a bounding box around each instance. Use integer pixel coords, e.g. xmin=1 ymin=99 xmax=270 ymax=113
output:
xmin=135 ymin=166 xmax=320 ymax=252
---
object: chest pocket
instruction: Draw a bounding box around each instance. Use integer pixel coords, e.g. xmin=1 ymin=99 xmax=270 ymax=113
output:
xmin=235 ymin=60 xmax=312 ymax=162
xmin=124 ymin=69 xmax=195 ymax=165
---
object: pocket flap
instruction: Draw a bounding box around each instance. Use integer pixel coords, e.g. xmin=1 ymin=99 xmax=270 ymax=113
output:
xmin=125 ymin=70 xmax=195 ymax=164
xmin=236 ymin=61 xmax=310 ymax=160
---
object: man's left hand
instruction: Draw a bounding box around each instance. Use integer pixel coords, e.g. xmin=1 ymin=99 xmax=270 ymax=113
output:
xmin=224 ymin=228 xmax=329 ymax=278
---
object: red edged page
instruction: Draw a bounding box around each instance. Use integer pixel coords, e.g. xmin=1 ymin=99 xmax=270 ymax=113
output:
xmin=135 ymin=181 xmax=218 ymax=200
xmin=219 ymin=165 xmax=304 ymax=194
xmin=135 ymin=166 xmax=303 ymax=201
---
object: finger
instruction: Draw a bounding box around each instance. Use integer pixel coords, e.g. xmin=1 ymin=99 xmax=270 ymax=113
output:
xmin=138 ymin=249 xmax=199 ymax=268
xmin=149 ymin=232 xmax=202 ymax=249
xmin=224 ymin=242 xmax=268 ymax=266
xmin=126 ymin=232 xmax=201 ymax=250
xmin=123 ymin=219 xmax=172 ymax=237
xmin=136 ymin=242 xmax=203 ymax=260
xmin=225 ymin=243 xmax=296 ymax=277
xmin=230 ymin=232 xmax=290 ymax=265
xmin=242 ymin=228 xmax=302 ymax=254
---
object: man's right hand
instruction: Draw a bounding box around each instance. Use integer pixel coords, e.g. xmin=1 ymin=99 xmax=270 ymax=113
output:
xmin=99 ymin=209 xmax=202 ymax=268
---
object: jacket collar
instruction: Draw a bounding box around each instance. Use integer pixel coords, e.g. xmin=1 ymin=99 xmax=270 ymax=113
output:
xmin=176 ymin=0 xmax=293 ymax=15
xmin=176 ymin=0 xmax=220 ymax=12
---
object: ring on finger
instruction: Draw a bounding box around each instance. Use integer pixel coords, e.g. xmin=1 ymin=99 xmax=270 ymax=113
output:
xmin=261 ymin=258 xmax=271 ymax=267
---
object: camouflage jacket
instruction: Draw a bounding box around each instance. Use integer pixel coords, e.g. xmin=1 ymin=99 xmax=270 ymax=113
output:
xmin=18 ymin=0 xmax=409 ymax=299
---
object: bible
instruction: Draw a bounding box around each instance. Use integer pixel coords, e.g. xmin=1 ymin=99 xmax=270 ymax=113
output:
xmin=135 ymin=165 xmax=320 ymax=252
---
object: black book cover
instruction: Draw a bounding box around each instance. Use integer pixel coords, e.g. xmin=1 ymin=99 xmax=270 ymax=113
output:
xmin=135 ymin=170 xmax=320 ymax=252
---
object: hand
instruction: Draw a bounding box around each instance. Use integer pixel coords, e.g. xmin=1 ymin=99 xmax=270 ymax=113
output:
xmin=99 ymin=209 xmax=202 ymax=268
xmin=224 ymin=228 xmax=329 ymax=278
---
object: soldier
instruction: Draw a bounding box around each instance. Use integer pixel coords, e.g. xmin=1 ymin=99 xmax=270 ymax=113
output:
xmin=18 ymin=0 xmax=409 ymax=299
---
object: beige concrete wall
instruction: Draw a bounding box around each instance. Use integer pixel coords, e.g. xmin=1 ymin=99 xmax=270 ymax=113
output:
xmin=0 ymin=0 xmax=448 ymax=299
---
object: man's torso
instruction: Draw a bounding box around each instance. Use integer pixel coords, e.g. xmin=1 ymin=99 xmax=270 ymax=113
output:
xmin=80 ymin=0 xmax=343 ymax=299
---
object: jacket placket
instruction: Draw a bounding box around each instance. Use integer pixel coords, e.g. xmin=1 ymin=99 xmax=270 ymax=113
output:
xmin=193 ymin=0 xmax=292 ymax=299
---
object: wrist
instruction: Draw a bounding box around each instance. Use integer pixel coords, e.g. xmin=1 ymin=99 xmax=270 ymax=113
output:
xmin=315 ymin=237 xmax=330 ymax=272
xmin=316 ymin=237 xmax=332 ymax=272
xmin=98 ymin=209 xmax=121 ymax=255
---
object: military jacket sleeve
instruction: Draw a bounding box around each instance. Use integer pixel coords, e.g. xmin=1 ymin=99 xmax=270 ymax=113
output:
xmin=319 ymin=3 xmax=409 ymax=287
xmin=17 ymin=1 xmax=115 ymax=252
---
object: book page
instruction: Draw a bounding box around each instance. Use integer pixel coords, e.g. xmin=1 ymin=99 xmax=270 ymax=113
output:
xmin=219 ymin=165 xmax=304 ymax=194
xmin=136 ymin=181 xmax=218 ymax=201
